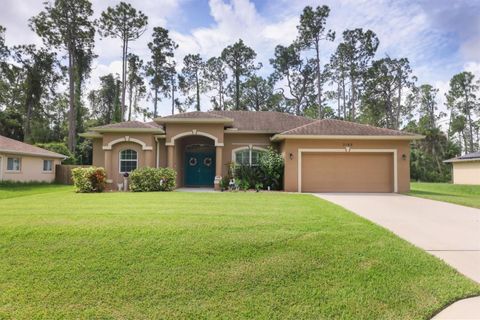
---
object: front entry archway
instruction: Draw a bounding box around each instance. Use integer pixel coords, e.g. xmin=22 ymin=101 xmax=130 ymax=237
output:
xmin=184 ymin=144 xmax=216 ymax=187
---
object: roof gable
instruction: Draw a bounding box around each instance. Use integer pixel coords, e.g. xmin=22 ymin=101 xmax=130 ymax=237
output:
xmin=0 ymin=135 xmax=66 ymax=159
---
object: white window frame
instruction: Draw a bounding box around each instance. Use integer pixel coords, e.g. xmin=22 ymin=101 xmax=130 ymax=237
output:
xmin=43 ymin=159 xmax=54 ymax=172
xmin=119 ymin=149 xmax=138 ymax=173
xmin=232 ymin=146 xmax=267 ymax=167
xmin=6 ymin=157 xmax=21 ymax=172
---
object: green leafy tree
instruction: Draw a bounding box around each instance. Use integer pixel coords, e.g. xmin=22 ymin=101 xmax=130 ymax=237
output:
xmin=361 ymin=57 xmax=416 ymax=129
xmin=146 ymin=27 xmax=177 ymax=117
xmin=241 ymin=75 xmax=280 ymax=111
xmin=270 ymin=44 xmax=316 ymax=115
xmin=12 ymin=45 xmax=62 ymax=143
xmin=30 ymin=0 xmax=95 ymax=152
xmin=296 ymin=5 xmax=335 ymax=118
xmin=221 ymin=39 xmax=260 ymax=110
xmin=126 ymin=53 xmax=146 ymax=121
xmin=97 ymin=2 xmax=148 ymax=121
xmin=203 ymin=57 xmax=228 ymax=110
xmin=178 ymin=54 xmax=205 ymax=111
xmin=88 ymin=73 xmax=122 ymax=124
xmin=445 ymin=72 xmax=479 ymax=153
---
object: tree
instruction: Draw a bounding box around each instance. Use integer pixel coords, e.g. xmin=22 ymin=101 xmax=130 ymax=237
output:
xmin=329 ymin=29 xmax=379 ymax=121
xmin=12 ymin=45 xmax=62 ymax=143
xmin=445 ymin=72 xmax=479 ymax=153
xmin=270 ymin=44 xmax=316 ymax=115
xmin=126 ymin=53 xmax=146 ymax=121
xmin=145 ymin=27 xmax=177 ymax=118
xmin=203 ymin=57 xmax=228 ymax=110
xmin=408 ymin=84 xmax=442 ymax=130
xmin=221 ymin=39 xmax=260 ymax=110
xmin=30 ymin=0 xmax=95 ymax=152
xmin=97 ymin=2 xmax=148 ymax=120
xmin=361 ymin=57 xmax=415 ymax=129
xmin=241 ymin=75 xmax=280 ymax=111
xmin=296 ymin=5 xmax=335 ymax=118
xmin=88 ymin=73 xmax=122 ymax=124
xmin=179 ymin=54 xmax=205 ymax=111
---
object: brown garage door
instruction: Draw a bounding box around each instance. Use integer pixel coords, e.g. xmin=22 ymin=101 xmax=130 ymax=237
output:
xmin=301 ymin=152 xmax=394 ymax=193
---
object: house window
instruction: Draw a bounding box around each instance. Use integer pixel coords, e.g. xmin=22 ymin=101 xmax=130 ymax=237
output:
xmin=43 ymin=160 xmax=53 ymax=172
xmin=119 ymin=149 xmax=138 ymax=173
xmin=234 ymin=147 xmax=266 ymax=166
xmin=7 ymin=157 xmax=21 ymax=171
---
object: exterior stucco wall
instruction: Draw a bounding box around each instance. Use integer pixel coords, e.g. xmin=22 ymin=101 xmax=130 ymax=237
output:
xmin=282 ymin=139 xmax=411 ymax=193
xmin=452 ymin=161 xmax=480 ymax=185
xmin=165 ymin=123 xmax=225 ymax=145
xmin=0 ymin=153 xmax=61 ymax=182
xmin=92 ymin=138 xmax=104 ymax=167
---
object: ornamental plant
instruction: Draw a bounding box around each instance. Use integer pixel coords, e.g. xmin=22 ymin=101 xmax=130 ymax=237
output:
xmin=258 ymin=147 xmax=284 ymax=190
xmin=129 ymin=167 xmax=176 ymax=192
xmin=71 ymin=167 xmax=107 ymax=193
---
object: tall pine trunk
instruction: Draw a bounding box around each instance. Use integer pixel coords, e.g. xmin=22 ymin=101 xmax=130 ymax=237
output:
xmin=67 ymin=49 xmax=76 ymax=152
xmin=121 ymin=38 xmax=127 ymax=121
xmin=315 ymin=42 xmax=322 ymax=119
xmin=154 ymin=87 xmax=158 ymax=118
xmin=235 ymin=72 xmax=240 ymax=110
xmin=128 ymin=80 xmax=133 ymax=121
xmin=196 ymin=71 xmax=200 ymax=111
xmin=171 ymin=75 xmax=175 ymax=115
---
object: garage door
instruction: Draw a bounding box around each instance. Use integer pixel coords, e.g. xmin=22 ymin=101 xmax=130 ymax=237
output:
xmin=301 ymin=152 xmax=394 ymax=193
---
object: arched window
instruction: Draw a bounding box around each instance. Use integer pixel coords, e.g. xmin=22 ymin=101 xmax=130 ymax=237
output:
xmin=119 ymin=149 xmax=138 ymax=173
xmin=233 ymin=147 xmax=267 ymax=166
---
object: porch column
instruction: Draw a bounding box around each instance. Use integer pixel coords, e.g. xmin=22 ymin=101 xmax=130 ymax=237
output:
xmin=104 ymin=150 xmax=112 ymax=184
xmin=144 ymin=150 xmax=154 ymax=168
xmin=167 ymin=145 xmax=174 ymax=169
xmin=214 ymin=146 xmax=223 ymax=190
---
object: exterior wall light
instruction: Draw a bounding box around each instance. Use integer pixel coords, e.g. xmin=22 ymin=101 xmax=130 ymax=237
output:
xmin=402 ymin=154 xmax=407 ymax=160
xmin=289 ymin=153 xmax=294 ymax=160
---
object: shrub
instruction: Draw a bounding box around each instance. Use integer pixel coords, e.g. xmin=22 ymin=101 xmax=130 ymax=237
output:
xmin=259 ymin=147 xmax=284 ymax=190
xmin=129 ymin=167 xmax=176 ymax=192
xmin=235 ymin=165 xmax=262 ymax=189
xmin=72 ymin=167 xmax=107 ymax=193
xmin=238 ymin=179 xmax=250 ymax=191
xmin=36 ymin=142 xmax=76 ymax=164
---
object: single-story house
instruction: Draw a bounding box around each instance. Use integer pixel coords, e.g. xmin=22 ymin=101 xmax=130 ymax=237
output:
xmin=0 ymin=135 xmax=66 ymax=182
xmin=444 ymin=152 xmax=480 ymax=185
xmin=81 ymin=111 xmax=423 ymax=193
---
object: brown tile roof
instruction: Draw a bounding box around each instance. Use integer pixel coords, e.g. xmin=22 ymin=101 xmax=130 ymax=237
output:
xmin=211 ymin=111 xmax=314 ymax=132
xmin=92 ymin=121 xmax=161 ymax=130
xmin=278 ymin=119 xmax=418 ymax=136
xmin=0 ymin=135 xmax=66 ymax=158
xmin=161 ymin=111 xmax=231 ymax=120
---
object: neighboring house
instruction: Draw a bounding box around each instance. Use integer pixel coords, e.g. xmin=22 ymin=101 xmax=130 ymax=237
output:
xmin=444 ymin=152 xmax=480 ymax=185
xmin=81 ymin=111 xmax=423 ymax=193
xmin=0 ymin=135 xmax=66 ymax=182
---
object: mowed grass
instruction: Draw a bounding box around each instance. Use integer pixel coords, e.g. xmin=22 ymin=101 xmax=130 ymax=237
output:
xmin=0 ymin=182 xmax=72 ymax=200
xmin=0 ymin=187 xmax=478 ymax=319
xmin=410 ymin=182 xmax=480 ymax=209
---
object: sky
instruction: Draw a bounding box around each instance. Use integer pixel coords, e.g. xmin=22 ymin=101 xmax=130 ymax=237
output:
xmin=1 ymin=0 xmax=479 ymax=118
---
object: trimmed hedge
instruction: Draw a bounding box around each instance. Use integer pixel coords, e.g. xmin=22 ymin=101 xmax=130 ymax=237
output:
xmin=129 ymin=167 xmax=176 ymax=192
xmin=71 ymin=167 xmax=107 ymax=193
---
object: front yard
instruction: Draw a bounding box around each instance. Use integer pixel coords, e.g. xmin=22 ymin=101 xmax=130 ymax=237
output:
xmin=0 ymin=185 xmax=478 ymax=319
xmin=410 ymin=182 xmax=480 ymax=209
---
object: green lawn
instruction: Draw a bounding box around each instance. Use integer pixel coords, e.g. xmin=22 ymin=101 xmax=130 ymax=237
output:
xmin=0 ymin=186 xmax=478 ymax=319
xmin=410 ymin=182 xmax=480 ymax=209
xmin=0 ymin=182 xmax=72 ymax=200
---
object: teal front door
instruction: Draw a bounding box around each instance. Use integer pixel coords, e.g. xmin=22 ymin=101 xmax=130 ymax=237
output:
xmin=184 ymin=151 xmax=216 ymax=187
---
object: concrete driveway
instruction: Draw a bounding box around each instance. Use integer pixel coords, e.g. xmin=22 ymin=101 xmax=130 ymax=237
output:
xmin=314 ymin=193 xmax=480 ymax=283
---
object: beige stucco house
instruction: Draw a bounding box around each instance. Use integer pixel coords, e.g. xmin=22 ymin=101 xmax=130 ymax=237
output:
xmin=81 ymin=111 xmax=423 ymax=193
xmin=0 ymin=135 xmax=66 ymax=183
xmin=444 ymin=152 xmax=480 ymax=185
